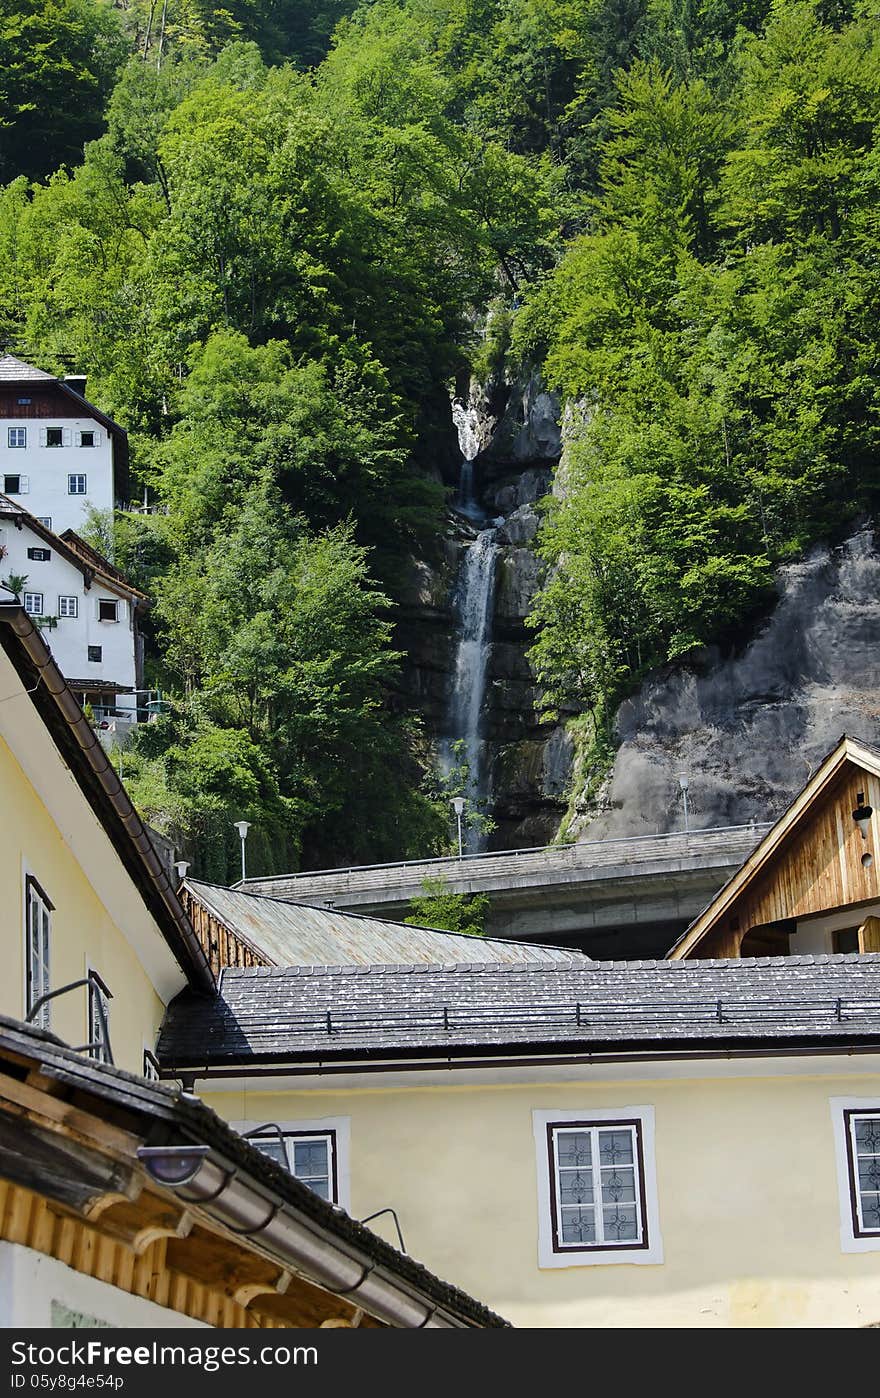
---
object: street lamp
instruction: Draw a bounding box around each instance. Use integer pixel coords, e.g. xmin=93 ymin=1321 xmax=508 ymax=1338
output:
xmin=677 ymin=774 xmax=690 ymax=834
xmin=233 ymin=820 xmax=251 ymax=881
xmin=451 ymin=796 xmax=465 ymax=859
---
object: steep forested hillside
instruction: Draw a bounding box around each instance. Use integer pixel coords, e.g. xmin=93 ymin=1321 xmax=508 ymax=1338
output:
xmin=2 ymin=0 xmax=879 ymax=875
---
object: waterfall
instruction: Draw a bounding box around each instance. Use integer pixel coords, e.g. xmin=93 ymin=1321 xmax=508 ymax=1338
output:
xmin=442 ymin=401 xmax=498 ymax=851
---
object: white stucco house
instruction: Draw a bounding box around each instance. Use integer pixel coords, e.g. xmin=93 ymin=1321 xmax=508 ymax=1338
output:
xmin=0 ymin=497 xmax=147 ymax=730
xmin=0 ymin=353 xmax=127 ymax=536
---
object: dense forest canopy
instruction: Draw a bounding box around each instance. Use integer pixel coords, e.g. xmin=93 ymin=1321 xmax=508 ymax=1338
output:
xmin=1 ymin=0 xmax=879 ymax=876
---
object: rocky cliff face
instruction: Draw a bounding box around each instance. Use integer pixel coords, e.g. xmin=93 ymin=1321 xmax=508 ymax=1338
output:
xmin=573 ymin=529 xmax=880 ymax=839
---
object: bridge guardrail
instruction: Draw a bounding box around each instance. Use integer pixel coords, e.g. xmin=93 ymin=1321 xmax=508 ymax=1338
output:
xmin=242 ymin=822 xmax=773 ymax=902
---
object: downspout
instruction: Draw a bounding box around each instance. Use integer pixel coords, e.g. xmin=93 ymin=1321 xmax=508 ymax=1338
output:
xmin=0 ymin=605 xmax=214 ymax=993
xmin=143 ymin=1152 xmax=462 ymax=1328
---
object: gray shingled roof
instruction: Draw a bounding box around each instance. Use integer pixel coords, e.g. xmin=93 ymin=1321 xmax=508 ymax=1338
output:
xmin=157 ymin=953 xmax=880 ymax=1069
xmin=0 ymin=353 xmax=55 ymax=383
xmin=184 ymin=878 xmax=590 ymax=967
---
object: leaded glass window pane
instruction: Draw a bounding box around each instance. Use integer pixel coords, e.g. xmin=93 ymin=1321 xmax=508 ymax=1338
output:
xmin=293 ymin=1138 xmax=331 ymax=1198
xmin=250 ymin=1136 xmax=287 ymax=1167
xmin=557 ymin=1132 xmax=591 ymax=1168
xmin=600 ymin=1165 xmax=636 ymax=1203
xmin=561 ymin=1207 xmax=596 ymax=1244
xmin=603 ymin=1205 xmax=638 ymax=1241
xmin=559 ymin=1169 xmax=594 ymax=1205
xmin=597 ymin=1130 xmax=633 ymax=1166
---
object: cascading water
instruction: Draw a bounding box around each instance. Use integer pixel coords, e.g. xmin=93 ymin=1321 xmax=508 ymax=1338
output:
xmin=441 ymin=400 xmax=499 ymax=852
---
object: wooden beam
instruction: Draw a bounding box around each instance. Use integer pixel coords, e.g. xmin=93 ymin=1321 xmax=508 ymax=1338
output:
xmin=0 ymin=1072 xmax=141 ymax=1158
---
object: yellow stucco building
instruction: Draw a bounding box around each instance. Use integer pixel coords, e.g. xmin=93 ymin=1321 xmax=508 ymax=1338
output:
xmin=0 ymin=600 xmax=498 ymax=1329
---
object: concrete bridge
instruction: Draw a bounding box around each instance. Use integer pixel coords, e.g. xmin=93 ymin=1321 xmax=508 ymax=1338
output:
xmin=241 ymin=824 xmax=771 ymax=958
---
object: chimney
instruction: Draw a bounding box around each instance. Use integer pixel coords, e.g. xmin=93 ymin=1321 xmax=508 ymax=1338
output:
xmin=64 ymin=373 xmax=87 ymax=397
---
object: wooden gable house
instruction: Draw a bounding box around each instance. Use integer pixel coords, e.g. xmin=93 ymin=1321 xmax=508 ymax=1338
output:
xmin=670 ymin=736 xmax=880 ymax=960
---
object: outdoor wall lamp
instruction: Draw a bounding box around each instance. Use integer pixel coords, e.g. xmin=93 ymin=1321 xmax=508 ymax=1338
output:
xmin=137 ymin=1144 xmax=211 ymax=1187
xmin=852 ymin=792 xmax=873 ymax=840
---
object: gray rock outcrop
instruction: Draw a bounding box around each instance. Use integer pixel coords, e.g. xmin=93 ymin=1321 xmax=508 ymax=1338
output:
xmin=574 ymin=528 xmax=880 ymax=839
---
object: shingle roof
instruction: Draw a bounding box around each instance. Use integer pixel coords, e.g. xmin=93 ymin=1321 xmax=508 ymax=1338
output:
xmin=184 ymin=878 xmax=591 ymax=967
xmin=0 ymin=1015 xmax=508 ymax=1328
xmin=157 ymin=953 xmax=880 ymax=1069
xmin=0 ymin=353 xmax=55 ymax=383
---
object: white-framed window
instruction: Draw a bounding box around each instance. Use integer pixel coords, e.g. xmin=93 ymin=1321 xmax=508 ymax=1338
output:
xmin=3 ymin=474 xmax=27 ymax=494
xmin=23 ymin=592 xmax=43 ymax=616
xmin=232 ymin=1118 xmax=351 ymax=1210
xmin=36 ymin=517 xmax=51 ymax=529
xmin=8 ymin=427 xmax=25 ymax=448
xmin=45 ymin=427 xmax=64 ymax=448
xmin=68 ymin=474 xmax=87 ymax=495
xmin=533 ymin=1107 xmax=663 ymax=1267
xmin=86 ymin=971 xmax=112 ymax=1064
xmin=26 ymin=547 xmax=50 ymax=562
xmin=25 ymin=876 xmax=52 ymax=1028
xmin=58 ymin=595 xmax=78 ymax=618
xmin=97 ymin=598 xmax=118 ymax=622
xmin=831 ymin=1098 xmax=880 ymax=1252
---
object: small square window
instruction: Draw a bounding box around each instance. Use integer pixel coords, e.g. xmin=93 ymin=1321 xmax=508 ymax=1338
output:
xmin=68 ymin=474 xmax=87 ymax=495
xmin=23 ymin=592 xmax=43 ymax=616
xmin=8 ymin=427 xmax=25 ymax=448
xmin=36 ymin=517 xmax=51 ymax=529
xmin=46 ymin=428 xmax=63 ymax=447
xmin=87 ymin=645 xmax=102 ymax=663
xmin=58 ymin=595 xmax=78 ymax=618
xmin=3 ymin=475 xmax=20 ymax=494
xmin=27 ymin=547 xmax=50 ymax=562
xmin=16 ymin=397 xmax=31 ymax=406
xmin=79 ymin=430 xmax=95 ymax=447
xmin=98 ymin=599 xmax=118 ymax=622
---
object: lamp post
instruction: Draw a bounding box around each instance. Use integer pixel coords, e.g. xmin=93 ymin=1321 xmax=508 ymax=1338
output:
xmin=451 ymin=796 xmax=465 ymax=860
xmin=678 ymin=774 xmax=690 ymax=834
xmin=233 ymin=820 xmax=251 ymax=882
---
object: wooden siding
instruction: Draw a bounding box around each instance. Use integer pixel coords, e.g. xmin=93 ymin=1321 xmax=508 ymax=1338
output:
xmin=181 ymin=887 xmax=270 ymax=976
xmin=0 ymin=388 xmax=85 ymax=419
xmin=693 ymin=762 xmax=880 ymax=958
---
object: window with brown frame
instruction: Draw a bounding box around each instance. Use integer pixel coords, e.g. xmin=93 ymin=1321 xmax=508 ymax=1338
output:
xmin=246 ymin=1127 xmax=338 ymax=1202
xmin=843 ymin=1110 xmax=880 ymax=1237
xmin=546 ymin=1119 xmax=650 ymax=1253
